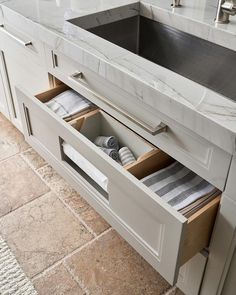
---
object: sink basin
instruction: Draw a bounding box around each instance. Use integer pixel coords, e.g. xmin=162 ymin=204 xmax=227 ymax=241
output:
xmin=68 ymin=10 xmax=236 ymax=102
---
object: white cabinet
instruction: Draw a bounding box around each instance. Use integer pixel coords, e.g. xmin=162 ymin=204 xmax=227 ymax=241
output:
xmin=222 ymin=246 xmax=236 ymax=295
xmin=177 ymin=253 xmax=207 ymax=295
xmin=16 ymin=82 xmax=221 ymax=285
xmin=46 ymin=48 xmax=232 ymax=192
xmin=0 ymin=52 xmax=10 ymax=119
xmin=0 ymin=23 xmax=50 ymax=130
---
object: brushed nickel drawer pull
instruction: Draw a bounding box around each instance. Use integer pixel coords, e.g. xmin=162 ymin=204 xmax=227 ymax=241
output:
xmin=68 ymin=71 xmax=167 ymax=136
xmin=0 ymin=24 xmax=32 ymax=47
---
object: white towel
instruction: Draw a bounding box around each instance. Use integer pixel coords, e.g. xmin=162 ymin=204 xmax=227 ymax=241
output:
xmin=63 ymin=143 xmax=108 ymax=192
xmin=141 ymin=161 xmax=216 ymax=211
xmin=45 ymin=90 xmax=93 ymax=120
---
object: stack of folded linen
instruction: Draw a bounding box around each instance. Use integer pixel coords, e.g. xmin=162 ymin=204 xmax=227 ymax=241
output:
xmin=141 ymin=161 xmax=219 ymax=217
xmin=62 ymin=142 xmax=108 ymax=191
xmin=94 ymin=136 xmax=136 ymax=166
xmin=45 ymin=90 xmax=94 ymax=121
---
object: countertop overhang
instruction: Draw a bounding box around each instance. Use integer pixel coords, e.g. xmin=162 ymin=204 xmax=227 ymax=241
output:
xmin=1 ymin=0 xmax=236 ymax=154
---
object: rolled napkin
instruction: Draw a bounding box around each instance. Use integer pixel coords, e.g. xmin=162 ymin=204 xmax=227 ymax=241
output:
xmin=99 ymin=147 xmax=119 ymax=161
xmin=94 ymin=136 xmax=119 ymax=150
xmin=45 ymin=90 xmax=94 ymax=120
xmin=119 ymin=147 xmax=136 ymax=166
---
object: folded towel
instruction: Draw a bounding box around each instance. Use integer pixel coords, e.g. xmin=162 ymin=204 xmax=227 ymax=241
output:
xmin=99 ymin=147 xmax=119 ymax=161
xmin=179 ymin=189 xmax=219 ymax=217
xmin=141 ymin=161 xmax=216 ymax=211
xmin=45 ymin=90 xmax=93 ymax=120
xmin=119 ymin=147 xmax=136 ymax=166
xmin=94 ymin=136 xmax=119 ymax=150
xmin=62 ymin=142 xmax=108 ymax=191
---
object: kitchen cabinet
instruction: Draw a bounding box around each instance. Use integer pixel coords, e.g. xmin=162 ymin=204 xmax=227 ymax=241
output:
xmin=0 ymin=23 xmax=50 ymax=130
xmin=1 ymin=1 xmax=236 ymax=293
xmin=0 ymin=51 xmax=11 ymax=119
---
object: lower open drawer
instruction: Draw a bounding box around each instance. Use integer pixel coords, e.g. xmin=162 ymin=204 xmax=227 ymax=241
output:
xmin=16 ymin=83 xmax=221 ymax=284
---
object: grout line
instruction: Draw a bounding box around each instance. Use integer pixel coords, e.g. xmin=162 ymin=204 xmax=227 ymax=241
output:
xmin=0 ymin=150 xmax=96 ymax=240
xmin=0 ymin=152 xmax=22 ymax=164
xmin=19 ymin=150 xmax=49 ymax=171
xmin=63 ymin=262 xmax=90 ymax=295
xmin=0 ymin=191 xmax=50 ymax=220
xmin=58 ymin=196 xmax=98 ymax=238
xmin=29 ymin=162 xmax=99 ymax=238
xmin=0 ymin=145 xmax=34 ymax=164
xmin=31 ymin=227 xmax=113 ymax=282
xmin=21 ymin=147 xmax=34 ymax=154
xmin=163 ymin=286 xmax=177 ymax=295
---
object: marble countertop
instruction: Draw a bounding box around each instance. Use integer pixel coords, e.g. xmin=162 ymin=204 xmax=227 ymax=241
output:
xmin=1 ymin=0 xmax=236 ymax=154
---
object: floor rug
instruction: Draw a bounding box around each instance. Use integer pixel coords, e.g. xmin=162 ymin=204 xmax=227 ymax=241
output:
xmin=0 ymin=236 xmax=37 ymax=295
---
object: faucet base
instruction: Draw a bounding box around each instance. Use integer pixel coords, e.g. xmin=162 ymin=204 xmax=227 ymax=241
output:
xmin=215 ymin=18 xmax=229 ymax=23
xmin=171 ymin=0 xmax=181 ymax=7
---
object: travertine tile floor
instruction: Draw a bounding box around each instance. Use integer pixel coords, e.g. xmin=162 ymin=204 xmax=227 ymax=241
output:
xmin=0 ymin=114 xmax=184 ymax=295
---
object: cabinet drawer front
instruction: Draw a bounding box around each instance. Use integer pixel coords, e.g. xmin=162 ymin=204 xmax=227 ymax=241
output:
xmin=45 ymin=49 xmax=231 ymax=191
xmin=16 ymin=85 xmax=220 ymax=284
xmin=0 ymin=23 xmax=44 ymax=67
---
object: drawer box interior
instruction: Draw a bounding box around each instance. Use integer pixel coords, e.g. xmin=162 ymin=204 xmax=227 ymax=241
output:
xmin=66 ymin=109 xmax=166 ymax=192
xmin=36 ymin=83 xmax=97 ymax=121
xmin=67 ymin=107 xmax=221 ymax=264
xmin=32 ymin=82 xmax=221 ymax=268
xmin=70 ymin=108 xmax=156 ymax=161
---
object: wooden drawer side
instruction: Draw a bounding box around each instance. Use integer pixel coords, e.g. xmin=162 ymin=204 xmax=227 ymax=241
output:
xmin=181 ymin=196 xmax=221 ymax=265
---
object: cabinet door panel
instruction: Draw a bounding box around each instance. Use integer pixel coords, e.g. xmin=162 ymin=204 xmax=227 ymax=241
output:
xmin=0 ymin=28 xmax=49 ymax=130
xmin=3 ymin=51 xmax=50 ymax=130
xmin=0 ymin=51 xmax=11 ymax=119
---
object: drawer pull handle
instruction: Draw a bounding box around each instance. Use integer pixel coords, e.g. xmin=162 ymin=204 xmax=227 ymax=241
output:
xmin=0 ymin=24 xmax=32 ymax=47
xmin=68 ymin=71 xmax=167 ymax=136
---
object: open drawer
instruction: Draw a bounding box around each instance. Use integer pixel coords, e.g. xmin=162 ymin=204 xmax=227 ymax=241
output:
xmin=16 ymin=83 xmax=221 ymax=284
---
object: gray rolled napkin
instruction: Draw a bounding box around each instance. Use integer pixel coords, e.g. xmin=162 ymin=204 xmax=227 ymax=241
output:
xmin=119 ymin=147 xmax=136 ymax=166
xmin=99 ymin=147 xmax=119 ymax=161
xmin=94 ymin=136 xmax=119 ymax=150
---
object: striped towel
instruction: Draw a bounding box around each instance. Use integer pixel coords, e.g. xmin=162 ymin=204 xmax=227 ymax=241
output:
xmin=99 ymin=147 xmax=119 ymax=161
xmin=94 ymin=136 xmax=119 ymax=150
xmin=141 ymin=161 xmax=216 ymax=211
xmin=45 ymin=90 xmax=93 ymax=120
xmin=119 ymin=147 xmax=136 ymax=166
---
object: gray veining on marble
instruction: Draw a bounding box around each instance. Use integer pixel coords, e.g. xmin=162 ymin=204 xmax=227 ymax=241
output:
xmin=0 ymin=0 xmax=236 ymax=154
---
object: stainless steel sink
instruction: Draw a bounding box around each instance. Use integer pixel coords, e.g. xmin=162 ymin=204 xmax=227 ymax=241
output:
xmin=68 ymin=14 xmax=236 ymax=102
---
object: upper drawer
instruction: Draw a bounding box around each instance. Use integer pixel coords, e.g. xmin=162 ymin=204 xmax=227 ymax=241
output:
xmin=16 ymin=83 xmax=220 ymax=284
xmin=0 ymin=20 xmax=45 ymax=66
xmin=45 ymin=48 xmax=232 ymax=191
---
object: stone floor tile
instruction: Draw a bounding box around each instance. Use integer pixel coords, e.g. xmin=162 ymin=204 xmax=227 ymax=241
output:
xmin=65 ymin=230 xmax=170 ymax=295
xmin=38 ymin=165 xmax=109 ymax=234
xmin=21 ymin=148 xmax=46 ymax=170
xmin=164 ymin=287 xmax=181 ymax=295
xmin=0 ymin=155 xmax=50 ymax=217
xmin=176 ymin=289 xmax=185 ymax=295
xmin=0 ymin=114 xmax=29 ymax=161
xmin=37 ymin=165 xmax=85 ymax=201
xmin=37 ymin=165 xmax=89 ymax=213
xmin=79 ymin=207 xmax=110 ymax=235
xmin=33 ymin=263 xmax=85 ymax=295
xmin=165 ymin=287 xmax=185 ymax=295
xmin=62 ymin=193 xmax=90 ymax=215
xmin=0 ymin=192 xmax=93 ymax=278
